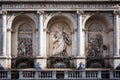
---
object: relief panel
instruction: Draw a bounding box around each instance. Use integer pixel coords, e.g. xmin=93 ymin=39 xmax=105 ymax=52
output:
xmin=49 ymin=22 xmax=72 ymax=57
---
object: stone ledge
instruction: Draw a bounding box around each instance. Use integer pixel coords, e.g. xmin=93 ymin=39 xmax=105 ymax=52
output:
xmin=0 ymin=0 xmax=120 ymax=2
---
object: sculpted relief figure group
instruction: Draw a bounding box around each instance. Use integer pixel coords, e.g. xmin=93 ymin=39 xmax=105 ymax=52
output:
xmin=52 ymin=27 xmax=71 ymax=57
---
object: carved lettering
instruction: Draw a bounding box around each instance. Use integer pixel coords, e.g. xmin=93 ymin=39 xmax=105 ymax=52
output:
xmin=1 ymin=3 xmax=117 ymax=10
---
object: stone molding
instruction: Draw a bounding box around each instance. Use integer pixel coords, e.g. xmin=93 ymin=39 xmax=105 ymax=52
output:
xmin=0 ymin=0 xmax=120 ymax=2
xmin=0 ymin=2 xmax=118 ymax=11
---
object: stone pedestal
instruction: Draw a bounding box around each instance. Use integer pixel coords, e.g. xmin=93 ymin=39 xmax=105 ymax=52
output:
xmin=35 ymin=57 xmax=47 ymax=69
xmin=76 ymin=57 xmax=86 ymax=69
xmin=113 ymin=57 xmax=120 ymax=69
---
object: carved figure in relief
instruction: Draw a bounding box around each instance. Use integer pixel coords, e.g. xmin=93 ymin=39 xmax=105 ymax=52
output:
xmin=18 ymin=38 xmax=32 ymax=56
xmin=52 ymin=28 xmax=71 ymax=57
xmin=87 ymin=34 xmax=104 ymax=57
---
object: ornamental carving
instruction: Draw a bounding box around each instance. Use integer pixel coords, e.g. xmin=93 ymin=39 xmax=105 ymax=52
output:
xmin=87 ymin=34 xmax=103 ymax=57
xmin=87 ymin=23 xmax=107 ymax=57
xmin=17 ymin=23 xmax=33 ymax=56
xmin=49 ymin=22 xmax=72 ymax=57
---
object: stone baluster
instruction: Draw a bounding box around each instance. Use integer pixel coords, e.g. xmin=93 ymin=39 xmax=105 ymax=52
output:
xmin=109 ymin=70 xmax=113 ymax=79
xmin=98 ymin=71 xmax=101 ymax=79
xmin=19 ymin=71 xmax=23 ymax=79
xmin=82 ymin=70 xmax=86 ymax=79
xmin=7 ymin=71 xmax=11 ymax=79
xmin=64 ymin=71 xmax=68 ymax=79
xmin=52 ymin=71 xmax=56 ymax=79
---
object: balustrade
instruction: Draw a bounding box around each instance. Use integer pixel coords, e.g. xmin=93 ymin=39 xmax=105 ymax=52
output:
xmin=110 ymin=70 xmax=120 ymax=79
xmin=0 ymin=69 xmax=120 ymax=79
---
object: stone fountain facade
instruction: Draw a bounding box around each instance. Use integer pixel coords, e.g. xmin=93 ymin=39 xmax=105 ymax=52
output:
xmin=0 ymin=0 xmax=120 ymax=70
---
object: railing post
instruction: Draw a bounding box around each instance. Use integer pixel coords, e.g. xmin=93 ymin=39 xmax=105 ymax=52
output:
xmin=82 ymin=70 xmax=86 ymax=79
xmin=19 ymin=71 xmax=23 ymax=79
xmin=52 ymin=71 xmax=56 ymax=79
xmin=7 ymin=71 xmax=11 ymax=79
xmin=35 ymin=71 xmax=38 ymax=79
xmin=109 ymin=70 xmax=113 ymax=79
xmin=64 ymin=71 xmax=68 ymax=79
xmin=98 ymin=71 xmax=101 ymax=79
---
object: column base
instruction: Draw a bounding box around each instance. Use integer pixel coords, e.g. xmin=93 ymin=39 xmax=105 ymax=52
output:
xmin=0 ymin=56 xmax=10 ymax=69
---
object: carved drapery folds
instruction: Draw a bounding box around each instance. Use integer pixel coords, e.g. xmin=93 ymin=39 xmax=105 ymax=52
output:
xmin=17 ymin=23 xmax=33 ymax=56
xmin=49 ymin=22 xmax=72 ymax=57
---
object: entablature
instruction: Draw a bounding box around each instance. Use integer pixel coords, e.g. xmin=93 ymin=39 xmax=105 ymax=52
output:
xmin=0 ymin=2 xmax=119 ymax=12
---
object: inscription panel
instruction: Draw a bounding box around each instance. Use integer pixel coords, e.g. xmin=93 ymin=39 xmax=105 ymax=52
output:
xmin=1 ymin=3 xmax=118 ymax=10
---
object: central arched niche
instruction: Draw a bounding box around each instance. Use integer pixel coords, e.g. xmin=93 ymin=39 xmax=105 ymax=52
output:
xmin=85 ymin=14 xmax=111 ymax=68
xmin=46 ymin=16 xmax=74 ymax=68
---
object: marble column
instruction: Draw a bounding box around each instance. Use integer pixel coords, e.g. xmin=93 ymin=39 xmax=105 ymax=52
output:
xmin=76 ymin=11 xmax=86 ymax=68
xmin=114 ymin=11 xmax=120 ymax=56
xmin=0 ymin=12 xmax=2 ymax=55
xmin=113 ymin=11 xmax=120 ymax=69
xmin=2 ymin=11 xmax=7 ymax=56
xmin=37 ymin=11 xmax=44 ymax=56
xmin=77 ymin=11 xmax=85 ymax=57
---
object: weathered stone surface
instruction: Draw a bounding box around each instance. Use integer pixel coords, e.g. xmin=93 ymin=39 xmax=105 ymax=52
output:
xmin=0 ymin=16 xmax=2 ymax=55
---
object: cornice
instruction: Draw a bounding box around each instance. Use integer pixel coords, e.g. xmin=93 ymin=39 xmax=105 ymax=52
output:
xmin=0 ymin=1 xmax=119 ymax=12
xmin=0 ymin=0 xmax=120 ymax=3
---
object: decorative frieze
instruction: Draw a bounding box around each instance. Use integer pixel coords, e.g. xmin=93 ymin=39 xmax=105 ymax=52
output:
xmin=1 ymin=3 xmax=118 ymax=10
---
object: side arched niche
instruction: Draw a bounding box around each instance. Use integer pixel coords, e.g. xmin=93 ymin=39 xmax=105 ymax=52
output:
xmin=11 ymin=15 xmax=36 ymax=68
xmin=85 ymin=14 xmax=111 ymax=68
xmin=46 ymin=16 xmax=75 ymax=68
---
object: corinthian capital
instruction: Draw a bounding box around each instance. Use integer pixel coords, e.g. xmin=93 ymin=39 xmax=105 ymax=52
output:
xmin=77 ymin=10 xmax=84 ymax=15
xmin=37 ymin=10 xmax=44 ymax=15
xmin=0 ymin=10 xmax=7 ymax=15
xmin=114 ymin=11 xmax=120 ymax=15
